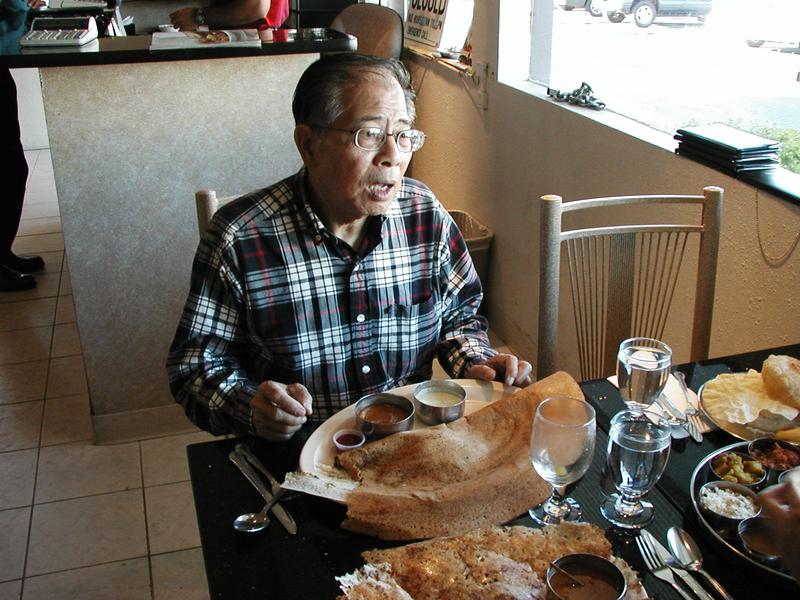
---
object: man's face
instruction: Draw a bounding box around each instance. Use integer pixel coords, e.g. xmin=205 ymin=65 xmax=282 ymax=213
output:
xmin=302 ymin=73 xmax=414 ymax=225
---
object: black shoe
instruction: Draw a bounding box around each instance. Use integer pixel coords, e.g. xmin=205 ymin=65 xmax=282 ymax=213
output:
xmin=0 ymin=265 xmax=36 ymax=292
xmin=3 ymin=253 xmax=45 ymax=273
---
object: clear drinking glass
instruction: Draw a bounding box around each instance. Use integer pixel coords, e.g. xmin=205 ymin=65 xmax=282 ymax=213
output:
xmin=529 ymin=396 xmax=597 ymax=525
xmin=601 ymin=410 xmax=671 ymax=529
xmin=616 ymin=337 xmax=672 ymax=413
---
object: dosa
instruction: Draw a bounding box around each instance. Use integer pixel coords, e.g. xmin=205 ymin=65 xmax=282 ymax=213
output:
xmin=336 ymin=372 xmax=584 ymax=540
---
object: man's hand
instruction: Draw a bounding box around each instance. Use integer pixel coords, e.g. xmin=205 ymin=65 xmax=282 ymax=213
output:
xmin=251 ymin=381 xmax=312 ymax=442
xmin=464 ymin=353 xmax=533 ymax=387
xmin=170 ymin=7 xmax=200 ymax=31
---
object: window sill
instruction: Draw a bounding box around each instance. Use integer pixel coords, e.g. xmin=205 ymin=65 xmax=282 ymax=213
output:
xmin=500 ymin=79 xmax=800 ymax=206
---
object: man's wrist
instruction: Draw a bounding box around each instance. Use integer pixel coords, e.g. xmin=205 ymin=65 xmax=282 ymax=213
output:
xmin=194 ymin=7 xmax=206 ymax=25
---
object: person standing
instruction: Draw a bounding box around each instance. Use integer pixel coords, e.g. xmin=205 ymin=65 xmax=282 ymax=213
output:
xmin=1 ymin=0 xmax=45 ymax=292
xmin=170 ymin=0 xmax=288 ymax=32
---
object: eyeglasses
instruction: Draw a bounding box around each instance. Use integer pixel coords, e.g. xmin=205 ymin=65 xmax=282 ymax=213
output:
xmin=312 ymin=125 xmax=426 ymax=153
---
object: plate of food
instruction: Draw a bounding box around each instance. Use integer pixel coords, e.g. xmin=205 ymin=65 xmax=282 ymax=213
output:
xmin=298 ymin=379 xmax=514 ymax=477
xmin=690 ymin=440 xmax=800 ymax=581
xmin=699 ymin=354 xmax=800 ymax=441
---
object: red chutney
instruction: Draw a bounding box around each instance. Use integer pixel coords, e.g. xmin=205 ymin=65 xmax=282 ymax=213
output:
xmin=360 ymin=403 xmax=410 ymax=425
xmin=336 ymin=433 xmax=363 ymax=447
xmin=751 ymin=443 xmax=800 ymax=471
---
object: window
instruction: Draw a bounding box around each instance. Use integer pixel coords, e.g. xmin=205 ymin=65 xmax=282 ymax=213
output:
xmin=500 ymin=0 xmax=800 ymax=174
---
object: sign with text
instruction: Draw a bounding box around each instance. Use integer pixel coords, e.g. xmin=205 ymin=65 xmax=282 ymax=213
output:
xmin=405 ymin=0 xmax=449 ymax=48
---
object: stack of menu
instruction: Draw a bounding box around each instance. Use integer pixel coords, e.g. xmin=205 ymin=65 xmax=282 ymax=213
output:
xmin=150 ymin=29 xmax=261 ymax=50
xmin=675 ymin=123 xmax=780 ymax=174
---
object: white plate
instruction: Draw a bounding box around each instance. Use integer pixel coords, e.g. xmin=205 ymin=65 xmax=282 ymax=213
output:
xmin=299 ymin=379 xmax=515 ymax=476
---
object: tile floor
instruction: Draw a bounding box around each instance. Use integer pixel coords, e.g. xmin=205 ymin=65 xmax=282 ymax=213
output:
xmin=1 ymin=149 xmax=514 ymax=600
xmin=0 ymin=150 xmax=214 ymax=600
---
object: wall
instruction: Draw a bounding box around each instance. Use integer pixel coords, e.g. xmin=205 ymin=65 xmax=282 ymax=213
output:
xmin=405 ymin=1 xmax=800 ymax=375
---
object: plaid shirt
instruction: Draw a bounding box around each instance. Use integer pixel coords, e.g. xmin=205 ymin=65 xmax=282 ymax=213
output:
xmin=167 ymin=170 xmax=495 ymax=435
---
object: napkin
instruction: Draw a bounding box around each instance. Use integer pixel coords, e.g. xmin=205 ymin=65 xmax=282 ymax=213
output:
xmin=607 ymin=374 xmax=716 ymax=434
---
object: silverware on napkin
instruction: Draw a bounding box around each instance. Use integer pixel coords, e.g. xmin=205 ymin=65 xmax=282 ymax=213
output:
xmin=228 ymin=451 xmax=297 ymax=535
xmin=656 ymin=394 xmax=703 ymax=443
xmin=641 ymin=530 xmax=714 ymax=600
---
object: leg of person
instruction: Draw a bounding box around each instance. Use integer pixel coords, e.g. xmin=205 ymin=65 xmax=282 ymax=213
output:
xmin=0 ymin=67 xmax=40 ymax=292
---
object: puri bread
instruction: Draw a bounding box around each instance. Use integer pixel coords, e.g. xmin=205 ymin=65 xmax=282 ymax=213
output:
xmin=762 ymin=355 xmax=800 ymax=410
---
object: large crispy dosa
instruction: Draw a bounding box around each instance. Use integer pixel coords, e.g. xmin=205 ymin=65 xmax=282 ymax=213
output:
xmin=337 ymin=523 xmax=647 ymax=600
xmin=337 ymin=372 xmax=583 ymax=540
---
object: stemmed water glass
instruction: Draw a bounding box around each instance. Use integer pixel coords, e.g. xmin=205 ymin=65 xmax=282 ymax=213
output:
xmin=529 ymin=396 xmax=597 ymax=525
xmin=616 ymin=337 xmax=672 ymax=414
xmin=601 ymin=409 xmax=671 ymax=529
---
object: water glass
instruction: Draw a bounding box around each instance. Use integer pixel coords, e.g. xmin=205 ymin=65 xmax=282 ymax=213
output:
xmin=529 ymin=396 xmax=597 ymax=525
xmin=601 ymin=409 xmax=671 ymax=529
xmin=616 ymin=337 xmax=672 ymax=413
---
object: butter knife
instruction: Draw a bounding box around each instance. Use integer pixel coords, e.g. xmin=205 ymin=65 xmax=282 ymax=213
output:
xmin=228 ymin=451 xmax=297 ymax=535
xmin=643 ymin=530 xmax=714 ymax=600
xmin=235 ymin=443 xmax=283 ymax=496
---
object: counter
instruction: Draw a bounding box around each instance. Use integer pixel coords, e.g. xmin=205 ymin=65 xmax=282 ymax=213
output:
xmin=4 ymin=19 xmax=355 ymax=442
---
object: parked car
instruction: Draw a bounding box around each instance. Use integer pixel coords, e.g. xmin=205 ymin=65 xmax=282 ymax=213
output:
xmin=604 ymin=0 xmax=712 ymax=27
xmin=561 ymin=0 xmax=606 ymax=17
xmin=742 ymin=0 xmax=799 ymax=47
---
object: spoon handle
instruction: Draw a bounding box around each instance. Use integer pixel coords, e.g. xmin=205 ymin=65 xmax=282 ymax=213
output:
xmin=698 ymin=569 xmax=734 ymax=600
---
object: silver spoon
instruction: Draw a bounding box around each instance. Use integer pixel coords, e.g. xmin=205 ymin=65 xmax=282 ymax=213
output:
xmin=667 ymin=526 xmax=734 ymax=600
xmin=233 ymin=492 xmax=283 ymax=533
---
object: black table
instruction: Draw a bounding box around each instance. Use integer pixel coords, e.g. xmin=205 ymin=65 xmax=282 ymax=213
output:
xmin=187 ymin=343 xmax=800 ymax=599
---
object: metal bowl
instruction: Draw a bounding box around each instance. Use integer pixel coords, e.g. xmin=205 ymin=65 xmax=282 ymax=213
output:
xmin=413 ymin=380 xmax=467 ymax=425
xmin=354 ymin=393 xmax=415 ymax=439
xmin=545 ymin=553 xmax=627 ymax=600
xmin=747 ymin=437 xmax=800 ymax=472
xmin=738 ymin=517 xmax=782 ymax=564
xmin=708 ymin=451 xmax=767 ymax=489
xmin=778 ymin=466 xmax=800 ymax=484
xmin=698 ymin=481 xmax=761 ymax=535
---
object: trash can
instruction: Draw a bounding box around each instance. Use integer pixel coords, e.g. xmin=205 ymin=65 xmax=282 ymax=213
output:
xmin=449 ymin=210 xmax=494 ymax=295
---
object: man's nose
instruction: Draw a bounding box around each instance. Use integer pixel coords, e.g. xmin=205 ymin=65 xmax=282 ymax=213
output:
xmin=374 ymin=133 xmax=402 ymax=166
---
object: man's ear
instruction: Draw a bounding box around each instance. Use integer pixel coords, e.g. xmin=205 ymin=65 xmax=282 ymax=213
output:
xmin=294 ymin=124 xmax=317 ymax=167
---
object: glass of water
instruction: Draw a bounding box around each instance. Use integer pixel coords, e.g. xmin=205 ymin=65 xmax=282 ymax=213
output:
xmin=529 ymin=396 xmax=596 ymax=525
xmin=616 ymin=337 xmax=672 ymax=413
xmin=601 ymin=409 xmax=671 ymax=529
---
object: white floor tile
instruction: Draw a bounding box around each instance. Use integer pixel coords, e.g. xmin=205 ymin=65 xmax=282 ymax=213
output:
xmin=141 ymin=431 xmax=217 ymax=487
xmin=151 ymin=548 xmax=209 ymax=600
xmin=0 ymin=402 xmax=43 ymax=452
xmin=0 ymin=327 xmax=51 ymax=365
xmin=145 ymin=482 xmax=201 ymax=555
xmin=0 ymin=507 xmax=30 ymax=582
xmin=35 ymin=441 xmax=141 ymax=503
xmin=27 ymin=490 xmax=147 ymax=576
xmin=41 ymin=393 xmax=92 ymax=447
xmin=22 ymin=559 xmax=151 ymax=600
xmin=0 ymin=580 xmax=21 ymax=600
xmin=0 ymin=449 xmax=37 ymax=510
xmin=45 ymin=355 xmax=87 ymax=399
xmin=0 ymin=361 xmax=48 ymax=405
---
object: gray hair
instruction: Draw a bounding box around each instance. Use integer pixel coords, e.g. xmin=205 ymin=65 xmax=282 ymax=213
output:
xmin=292 ymin=54 xmax=416 ymax=127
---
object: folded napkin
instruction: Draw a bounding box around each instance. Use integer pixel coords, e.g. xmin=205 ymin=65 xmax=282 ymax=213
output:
xmin=607 ymin=374 xmax=716 ymax=434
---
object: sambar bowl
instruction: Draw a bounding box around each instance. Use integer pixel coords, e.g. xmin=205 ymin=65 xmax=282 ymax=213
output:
xmin=545 ymin=553 xmax=626 ymax=600
xmin=413 ymin=380 xmax=466 ymax=425
xmin=354 ymin=393 xmax=415 ymax=439
xmin=738 ymin=517 xmax=782 ymax=564
xmin=698 ymin=480 xmax=761 ymax=535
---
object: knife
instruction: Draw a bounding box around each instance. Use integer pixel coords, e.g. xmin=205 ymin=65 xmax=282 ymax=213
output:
xmin=228 ymin=451 xmax=298 ymax=535
xmin=643 ymin=530 xmax=714 ymax=600
xmin=235 ymin=443 xmax=284 ymax=497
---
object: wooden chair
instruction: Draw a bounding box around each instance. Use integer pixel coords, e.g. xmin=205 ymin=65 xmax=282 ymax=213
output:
xmin=330 ymin=4 xmax=404 ymax=60
xmin=537 ymin=186 xmax=723 ymax=380
xmin=195 ymin=190 xmax=236 ymax=236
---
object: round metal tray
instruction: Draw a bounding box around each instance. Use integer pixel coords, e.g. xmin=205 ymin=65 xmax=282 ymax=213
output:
xmin=690 ymin=441 xmax=793 ymax=581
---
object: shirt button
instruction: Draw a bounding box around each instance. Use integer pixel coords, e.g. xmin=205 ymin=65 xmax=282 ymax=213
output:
xmin=356 ymin=314 xmax=365 ymax=323
xmin=353 ymin=263 xmax=359 ymax=271
xmin=313 ymin=234 xmax=323 ymax=244
xmin=361 ymin=365 xmax=371 ymax=374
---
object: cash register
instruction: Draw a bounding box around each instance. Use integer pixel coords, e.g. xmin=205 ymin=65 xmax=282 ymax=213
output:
xmin=20 ymin=16 xmax=99 ymax=46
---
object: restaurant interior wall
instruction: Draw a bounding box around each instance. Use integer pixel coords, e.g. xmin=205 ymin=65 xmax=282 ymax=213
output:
xmin=405 ymin=0 xmax=800 ymax=376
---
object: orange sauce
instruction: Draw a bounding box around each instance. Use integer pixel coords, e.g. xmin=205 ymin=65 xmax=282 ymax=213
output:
xmin=360 ymin=403 xmax=410 ymax=425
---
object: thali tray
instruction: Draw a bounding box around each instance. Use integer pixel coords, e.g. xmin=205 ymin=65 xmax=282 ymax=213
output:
xmin=690 ymin=441 xmax=793 ymax=582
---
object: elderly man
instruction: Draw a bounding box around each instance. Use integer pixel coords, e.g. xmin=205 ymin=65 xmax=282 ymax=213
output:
xmin=167 ymin=54 xmax=532 ymax=441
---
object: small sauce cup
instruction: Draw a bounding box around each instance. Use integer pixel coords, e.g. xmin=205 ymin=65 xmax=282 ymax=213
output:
xmin=413 ymin=380 xmax=466 ymax=425
xmin=332 ymin=428 xmax=366 ymax=452
xmin=738 ymin=517 xmax=782 ymax=564
xmin=546 ymin=553 xmax=626 ymax=600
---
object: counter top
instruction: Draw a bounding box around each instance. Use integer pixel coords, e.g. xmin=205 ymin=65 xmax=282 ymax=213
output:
xmin=1 ymin=20 xmax=355 ymax=68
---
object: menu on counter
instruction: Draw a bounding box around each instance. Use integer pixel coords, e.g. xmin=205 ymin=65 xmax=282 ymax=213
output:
xmin=149 ymin=29 xmax=261 ymax=50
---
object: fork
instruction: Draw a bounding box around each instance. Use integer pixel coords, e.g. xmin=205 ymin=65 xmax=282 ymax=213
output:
xmin=636 ymin=532 xmax=695 ymax=600
xmin=674 ymin=371 xmax=710 ymax=439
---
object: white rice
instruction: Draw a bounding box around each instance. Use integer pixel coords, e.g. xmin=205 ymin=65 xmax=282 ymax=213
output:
xmin=700 ymin=486 xmax=758 ymax=519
